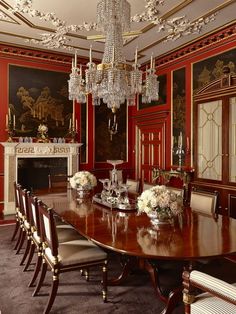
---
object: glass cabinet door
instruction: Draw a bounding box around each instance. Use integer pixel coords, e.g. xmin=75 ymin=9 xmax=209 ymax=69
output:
xmin=197 ymin=100 xmax=222 ymax=181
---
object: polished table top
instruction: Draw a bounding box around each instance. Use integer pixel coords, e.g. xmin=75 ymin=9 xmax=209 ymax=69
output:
xmin=39 ymin=188 xmax=236 ymax=261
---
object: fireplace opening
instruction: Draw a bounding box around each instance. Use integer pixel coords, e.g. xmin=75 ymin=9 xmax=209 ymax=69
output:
xmin=17 ymin=157 xmax=67 ymax=190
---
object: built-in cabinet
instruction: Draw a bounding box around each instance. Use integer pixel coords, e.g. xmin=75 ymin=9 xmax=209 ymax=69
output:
xmin=192 ymin=68 xmax=236 ymax=216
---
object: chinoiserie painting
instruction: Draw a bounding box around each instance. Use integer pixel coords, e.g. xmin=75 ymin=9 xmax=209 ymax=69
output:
xmin=192 ymin=47 xmax=236 ymax=92
xmin=8 ymin=65 xmax=72 ymax=138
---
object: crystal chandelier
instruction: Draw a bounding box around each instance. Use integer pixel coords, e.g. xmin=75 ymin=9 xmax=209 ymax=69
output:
xmin=68 ymin=0 xmax=159 ymax=112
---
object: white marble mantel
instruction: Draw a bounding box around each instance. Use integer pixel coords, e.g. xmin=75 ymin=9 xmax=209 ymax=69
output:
xmin=1 ymin=142 xmax=83 ymax=215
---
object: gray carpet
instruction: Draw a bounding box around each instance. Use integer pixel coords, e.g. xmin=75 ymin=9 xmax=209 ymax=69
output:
xmin=2 ymin=225 xmax=236 ymax=314
xmin=0 ymin=224 xmax=189 ymax=314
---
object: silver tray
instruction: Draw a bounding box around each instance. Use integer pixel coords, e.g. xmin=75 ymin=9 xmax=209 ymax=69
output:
xmin=92 ymin=194 xmax=137 ymax=211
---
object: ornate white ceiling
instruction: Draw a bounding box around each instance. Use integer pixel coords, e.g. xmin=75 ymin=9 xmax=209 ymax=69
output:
xmin=0 ymin=0 xmax=235 ymax=64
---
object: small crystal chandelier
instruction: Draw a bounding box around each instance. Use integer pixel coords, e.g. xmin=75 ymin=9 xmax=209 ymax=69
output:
xmin=68 ymin=0 xmax=159 ymax=112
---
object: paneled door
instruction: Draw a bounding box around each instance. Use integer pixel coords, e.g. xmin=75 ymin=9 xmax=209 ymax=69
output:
xmin=136 ymin=121 xmax=166 ymax=183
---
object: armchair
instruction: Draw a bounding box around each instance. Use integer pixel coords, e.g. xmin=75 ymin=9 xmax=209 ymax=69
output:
xmin=183 ymin=269 xmax=236 ymax=314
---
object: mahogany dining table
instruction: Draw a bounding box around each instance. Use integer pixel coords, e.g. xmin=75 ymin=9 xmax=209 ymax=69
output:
xmin=37 ymin=187 xmax=236 ymax=314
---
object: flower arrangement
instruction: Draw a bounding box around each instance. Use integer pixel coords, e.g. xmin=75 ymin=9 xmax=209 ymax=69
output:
xmin=69 ymin=171 xmax=97 ymax=190
xmin=37 ymin=123 xmax=50 ymax=142
xmin=38 ymin=123 xmax=48 ymax=134
xmin=137 ymin=185 xmax=183 ymax=218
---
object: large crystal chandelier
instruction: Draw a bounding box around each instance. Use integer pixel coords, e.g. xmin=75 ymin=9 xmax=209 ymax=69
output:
xmin=68 ymin=0 xmax=159 ymax=112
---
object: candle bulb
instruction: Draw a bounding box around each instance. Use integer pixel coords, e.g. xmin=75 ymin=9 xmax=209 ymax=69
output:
xmin=89 ymin=46 xmax=92 ymax=63
xmin=13 ymin=115 xmax=16 ymax=129
xmin=112 ymin=46 xmax=115 ymax=63
xmin=116 ymin=123 xmax=118 ymax=131
xmin=8 ymin=108 xmax=11 ymax=121
xmin=187 ymin=136 xmax=190 ymax=152
xmin=69 ymin=118 xmax=71 ymax=130
xmin=6 ymin=114 xmax=8 ymax=128
xmin=108 ymin=118 xmax=111 ymax=128
xmin=75 ymin=119 xmax=78 ymax=131
xmin=150 ymin=54 xmax=153 ymax=69
xmin=72 ymin=58 xmax=74 ymax=69
xmin=74 ymin=51 xmax=77 ymax=68
xmin=114 ymin=114 xmax=116 ymax=123
xmin=135 ymin=47 xmax=138 ymax=65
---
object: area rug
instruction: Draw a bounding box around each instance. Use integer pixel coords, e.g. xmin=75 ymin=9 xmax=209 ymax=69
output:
xmin=0 ymin=224 xmax=190 ymax=314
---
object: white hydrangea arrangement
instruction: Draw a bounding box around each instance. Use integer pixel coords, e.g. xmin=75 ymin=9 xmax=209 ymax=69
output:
xmin=69 ymin=171 xmax=97 ymax=190
xmin=137 ymin=185 xmax=183 ymax=217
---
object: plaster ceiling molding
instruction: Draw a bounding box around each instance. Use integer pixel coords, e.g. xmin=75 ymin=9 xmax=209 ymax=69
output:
xmin=0 ymin=9 xmax=17 ymax=23
xmin=11 ymin=0 xmax=217 ymax=52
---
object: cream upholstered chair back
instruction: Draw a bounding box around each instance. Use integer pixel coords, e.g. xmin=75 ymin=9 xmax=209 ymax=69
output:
xmin=126 ymin=178 xmax=140 ymax=194
xmin=166 ymin=186 xmax=184 ymax=198
xmin=142 ymin=182 xmax=155 ymax=191
xmin=48 ymin=174 xmax=69 ymax=189
xmin=183 ymin=269 xmax=236 ymax=314
xmin=190 ymin=190 xmax=218 ymax=215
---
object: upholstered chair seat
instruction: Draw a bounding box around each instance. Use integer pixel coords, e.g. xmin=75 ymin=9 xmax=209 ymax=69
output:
xmin=183 ymin=270 xmax=236 ymax=313
xmin=44 ymin=239 xmax=107 ymax=267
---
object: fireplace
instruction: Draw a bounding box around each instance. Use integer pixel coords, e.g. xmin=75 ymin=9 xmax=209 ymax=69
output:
xmin=18 ymin=157 xmax=67 ymax=190
xmin=1 ymin=142 xmax=82 ymax=215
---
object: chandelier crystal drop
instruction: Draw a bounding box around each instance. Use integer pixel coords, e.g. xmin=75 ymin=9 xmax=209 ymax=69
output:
xmin=68 ymin=0 xmax=159 ymax=112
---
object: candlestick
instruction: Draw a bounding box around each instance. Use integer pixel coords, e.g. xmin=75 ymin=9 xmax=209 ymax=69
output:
xmin=13 ymin=115 xmax=16 ymax=129
xmin=75 ymin=119 xmax=78 ymax=131
xmin=69 ymin=118 xmax=72 ymax=130
xmin=6 ymin=114 xmax=8 ymax=128
xmin=72 ymin=58 xmax=74 ymax=69
xmin=108 ymin=118 xmax=111 ymax=128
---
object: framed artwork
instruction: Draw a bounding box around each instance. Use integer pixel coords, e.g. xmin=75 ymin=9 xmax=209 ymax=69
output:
xmin=95 ymin=101 xmax=127 ymax=162
xmin=9 ymin=65 xmax=72 ymax=138
xmin=192 ymin=48 xmax=236 ymax=93
xmin=80 ymin=102 xmax=87 ymax=163
xmin=138 ymin=74 xmax=167 ymax=110
xmin=172 ymin=68 xmax=186 ymax=166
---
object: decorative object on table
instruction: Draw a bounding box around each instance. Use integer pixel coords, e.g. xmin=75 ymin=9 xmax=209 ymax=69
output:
xmin=37 ymin=123 xmax=50 ymax=143
xmin=5 ymin=108 xmax=16 ymax=142
xmin=137 ymin=185 xmax=183 ymax=225
xmin=70 ymin=171 xmax=97 ymax=198
xmin=107 ymin=160 xmax=123 ymax=189
xmin=108 ymin=114 xmax=118 ymax=141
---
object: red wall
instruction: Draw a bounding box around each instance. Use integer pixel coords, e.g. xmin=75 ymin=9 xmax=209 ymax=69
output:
xmin=0 ymin=22 xmax=235 ymax=215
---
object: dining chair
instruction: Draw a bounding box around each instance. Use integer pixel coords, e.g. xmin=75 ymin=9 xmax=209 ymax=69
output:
xmin=27 ymin=193 xmax=86 ymax=285
xmin=228 ymin=194 xmax=236 ymax=218
xmin=142 ymin=182 xmax=155 ymax=191
xmin=183 ymin=269 xmax=236 ymax=313
xmin=190 ymin=189 xmax=218 ymax=215
xmin=33 ymin=200 xmax=108 ymax=313
xmin=166 ymin=186 xmax=185 ymax=198
xmin=126 ymin=178 xmax=140 ymax=194
xmin=48 ymin=174 xmax=69 ymax=189
xmin=15 ymin=187 xmax=32 ymax=263
xmin=11 ymin=182 xmax=21 ymax=242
